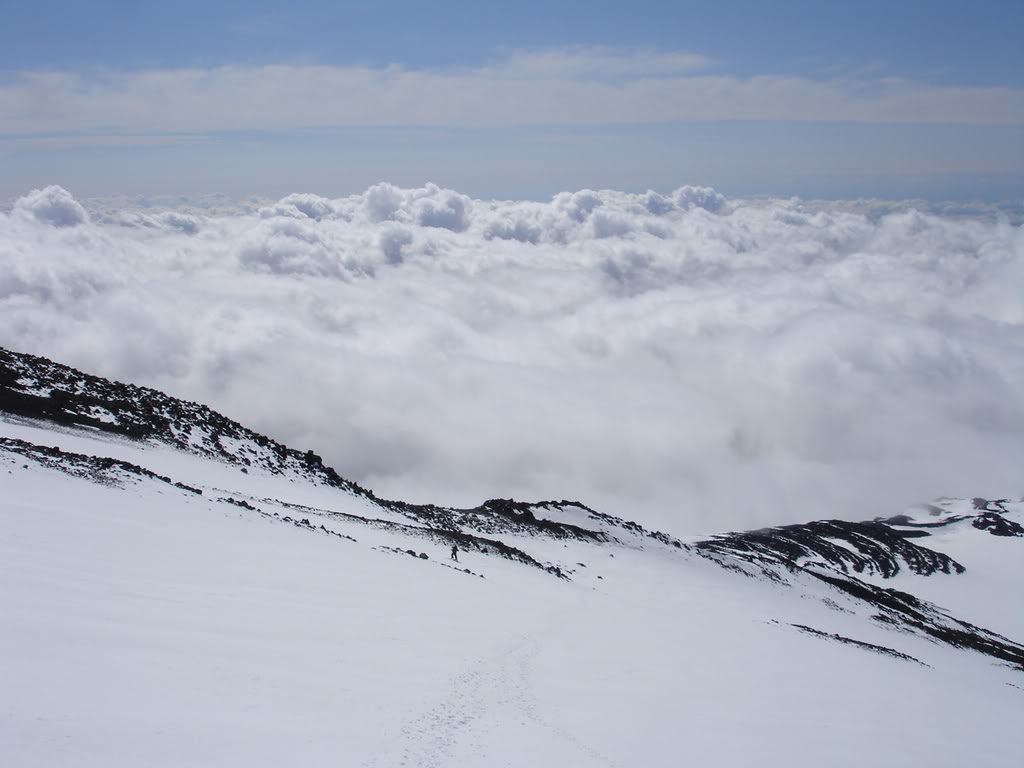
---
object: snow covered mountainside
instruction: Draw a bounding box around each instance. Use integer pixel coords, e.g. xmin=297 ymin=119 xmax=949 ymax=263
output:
xmin=2 ymin=345 xmax=1023 ymax=767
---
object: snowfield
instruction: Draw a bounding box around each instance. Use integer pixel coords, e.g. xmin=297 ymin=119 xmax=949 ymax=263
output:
xmin=2 ymin=348 xmax=1023 ymax=767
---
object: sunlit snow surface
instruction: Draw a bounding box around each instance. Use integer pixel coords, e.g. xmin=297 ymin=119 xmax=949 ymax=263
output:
xmin=2 ymin=183 xmax=1023 ymax=531
xmin=3 ymin=398 xmax=1023 ymax=766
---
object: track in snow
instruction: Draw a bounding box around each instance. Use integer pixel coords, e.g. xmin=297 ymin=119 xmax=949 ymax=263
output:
xmin=363 ymin=604 xmax=620 ymax=768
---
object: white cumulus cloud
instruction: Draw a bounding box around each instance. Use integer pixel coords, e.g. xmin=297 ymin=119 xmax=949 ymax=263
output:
xmin=13 ymin=185 xmax=90 ymax=228
xmin=2 ymin=183 xmax=1023 ymax=532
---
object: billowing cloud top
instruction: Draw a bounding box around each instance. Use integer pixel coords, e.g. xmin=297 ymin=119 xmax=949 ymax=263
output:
xmin=13 ymin=185 xmax=90 ymax=227
xmin=2 ymin=183 xmax=1022 ymax=530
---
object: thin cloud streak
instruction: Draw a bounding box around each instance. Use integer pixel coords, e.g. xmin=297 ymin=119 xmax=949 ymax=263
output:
xmin=3 ymin=49 xmax=1023 ymax=137
xmin=0 ymin=134 xmax=207 ymax=148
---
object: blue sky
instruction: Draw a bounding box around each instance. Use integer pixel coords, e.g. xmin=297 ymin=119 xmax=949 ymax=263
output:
xmin=2 ymin=0 xmax=1022 ymax=201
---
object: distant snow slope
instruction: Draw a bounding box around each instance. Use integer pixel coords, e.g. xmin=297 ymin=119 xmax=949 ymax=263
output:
xmin=2 ymin=346 xmax=1022 ymax=767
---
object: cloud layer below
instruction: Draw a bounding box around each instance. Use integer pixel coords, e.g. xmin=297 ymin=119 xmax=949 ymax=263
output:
xmin=2 ymin=183 xmax=1023 ymax=531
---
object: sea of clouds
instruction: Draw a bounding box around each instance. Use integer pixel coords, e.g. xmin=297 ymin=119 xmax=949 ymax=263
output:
xmin=2 ymin=183 xmax=1023 ymax=531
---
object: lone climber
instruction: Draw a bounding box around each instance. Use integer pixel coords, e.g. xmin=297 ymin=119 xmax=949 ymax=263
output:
xmin=450 ymin=544 xmax=459 ymax=562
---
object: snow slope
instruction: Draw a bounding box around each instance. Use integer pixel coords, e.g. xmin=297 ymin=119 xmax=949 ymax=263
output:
xmin=2 ymin=346 xmax=1023 ymax=767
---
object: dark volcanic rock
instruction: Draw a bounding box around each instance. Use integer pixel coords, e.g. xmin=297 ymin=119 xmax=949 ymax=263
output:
xmin=0 ymin=346 xmax=370 ymax=496
xmin=791 ymin=624 xmax=929 ymax=666
xmin=808 ymin=570 xmax=1024 ymax=670
xmin=1 ymin=347 xmax=685 ymax=562
xmin=696 ymin=518 xmax=964 ymax=578
xmin=696 ymin=513 xmax=1024 ymax=671
xmin=1 ymin=436 xmax=202 ymax=494
xmin=972 ymin=512 xmax=1024 ymax=537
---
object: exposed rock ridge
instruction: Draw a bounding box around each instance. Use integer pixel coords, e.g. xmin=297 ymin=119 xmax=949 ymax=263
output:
xmin=0 ymin=346 xmax=672 ymax=546
xmin=0 ymin=346 xmax=378 ymax=494
xmin=696 ymin=518 xmax=965 ymax=579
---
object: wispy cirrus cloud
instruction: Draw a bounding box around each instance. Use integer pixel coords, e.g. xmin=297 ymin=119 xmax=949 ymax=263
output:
xmin=489 ymin=46 xmax=715 ymax=79
xmin=3 ymin=48 xmax=1023 ymax=138
xmin=0 ymin=134 xmax=207 ymax=148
